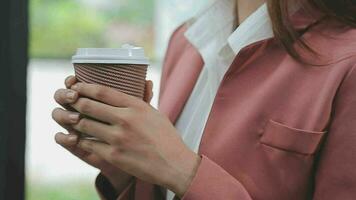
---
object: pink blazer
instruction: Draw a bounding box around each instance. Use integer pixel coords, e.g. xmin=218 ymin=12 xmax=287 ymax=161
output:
xmin=96 ymin=10 xmax=356 ymax=200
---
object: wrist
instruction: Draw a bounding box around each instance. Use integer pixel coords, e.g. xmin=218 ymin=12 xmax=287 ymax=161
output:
xmin=166 ymin=150 xmax=201 ymax=198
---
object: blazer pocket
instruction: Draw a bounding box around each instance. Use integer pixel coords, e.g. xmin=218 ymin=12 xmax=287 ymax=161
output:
xmin=260 ymin=119 xmax=327 ymax=155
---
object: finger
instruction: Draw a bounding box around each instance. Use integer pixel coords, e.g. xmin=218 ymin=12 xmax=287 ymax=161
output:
xmin=71 ymin=83 xmax=138 ymax=107
xmin=65 ymin=75 xmax=78 ymax=89
xmin=52 ymin=107 xmax=81 ymax=125
xmin=55 ymin=132 xmax=79 ymax=147
xmin=70 ymin=97 xmax=127 ymax=124
xmin=55 ymin=132 xmax=91 ymax=159
xmin=54 ymin=89 xmax=79 ymax=105
xmin=78 ymin=139 xmax=112 ymax=162
xmin=144 ymin=80 xmax=153 ymax=103
xmin=72 ymin=117 xmax=117 ymax=143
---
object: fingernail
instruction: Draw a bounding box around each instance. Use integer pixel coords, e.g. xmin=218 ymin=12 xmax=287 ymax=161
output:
xmin=65 ymin=76 xmax=75 ymax=86
xmin=66 ymin=91 xmax=76 ymax=100
xmin=69 ymin=113 xmax=80 ymax=122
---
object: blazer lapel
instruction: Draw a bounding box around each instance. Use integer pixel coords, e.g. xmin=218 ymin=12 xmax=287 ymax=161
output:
xmin=158 ymin=43 xmax=204 ymax=124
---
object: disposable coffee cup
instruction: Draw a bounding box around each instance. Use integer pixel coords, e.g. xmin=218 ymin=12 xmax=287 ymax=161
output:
xmin=71 ymin=44 xmax=150 ymax=140
xmin=72 ymin=44 xmax=150 ymax=99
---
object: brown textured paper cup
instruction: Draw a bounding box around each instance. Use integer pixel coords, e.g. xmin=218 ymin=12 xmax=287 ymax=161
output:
xmin=71 ymin=46 xmax=149 ymax=141
xmin=74 ymin=63 xmax=148 ymax=99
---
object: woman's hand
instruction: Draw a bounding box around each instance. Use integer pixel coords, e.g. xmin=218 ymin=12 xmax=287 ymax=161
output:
xmin=68 ymin=82 xmax=201 ymax=197
xmin=52 ymin=76 xmax=153 ymax=192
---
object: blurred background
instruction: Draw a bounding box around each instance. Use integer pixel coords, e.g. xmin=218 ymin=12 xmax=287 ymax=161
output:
xmin=26 ymin=0 xmax=212 ymax=199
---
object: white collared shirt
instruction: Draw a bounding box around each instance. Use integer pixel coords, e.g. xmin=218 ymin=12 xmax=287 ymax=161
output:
xmin=167 ymin=1 xmax=274 ymax=199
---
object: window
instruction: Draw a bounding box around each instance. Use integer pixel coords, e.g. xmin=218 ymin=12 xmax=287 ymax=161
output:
xmin=27 ymin=0 xmax=210 ymax=199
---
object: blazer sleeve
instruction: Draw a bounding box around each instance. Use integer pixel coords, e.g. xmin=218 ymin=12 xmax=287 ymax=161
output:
xmin=181 ymin=155 xmax=253 ymax=199
xmin=312 ymin=64 xmax=356 ymax=199
xmin=181 ymin=64 xmax=356 ymax=200
xmin=95 ymin=173 xmax=135 ymax=200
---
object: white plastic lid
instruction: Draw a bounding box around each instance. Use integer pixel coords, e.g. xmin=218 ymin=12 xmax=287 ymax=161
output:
xmin=72 ymin=44 xmax=149 ymax=65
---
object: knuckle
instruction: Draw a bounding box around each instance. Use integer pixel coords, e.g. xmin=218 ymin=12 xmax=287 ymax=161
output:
xmin=109 ymin=147 xmax=124 ymax=163
xmin=112 ymin=132 xmax=127 ymax=144
xmin=133 ymin=106 xmax=149 ymax=119
xmin=135 ymin=102 xmax=148 ymax=112
xmin=112 ymin=112 xmax=121 ymax=122
xmin=77 ymin=98 xmax=92 ymax=114
xmin=122 ymin=109 xmax=136 ymax=125
xmin=78 ymin=140 xmax=92 ymax=151
xmin=111 ymin=136 xmax=121 ymax=145
xmin=117 ymin=119 xmax=130 ymax=130
xmin=112 ymin=108 xmax=124 ymax=122
xmin=94 ymin=87 xmax=109 ymax=100
xmin=119 ymin=97 xmax=130 ymax=106
xmin=77 ymin=118 xmax=89 ymax=132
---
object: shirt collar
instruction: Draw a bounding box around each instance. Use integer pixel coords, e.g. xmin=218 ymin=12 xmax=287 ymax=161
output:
xmin=227 ymin=3 xmax=273 ymax=55
xmin=184 ymin=0 xmax=237 ymax=55
xmin=184 ymin=0 xmax=312 ymax=59
xmin=184 ymin=0 xmax=274 ymax=57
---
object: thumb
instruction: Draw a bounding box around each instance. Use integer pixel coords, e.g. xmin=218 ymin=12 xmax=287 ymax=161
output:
xmin=144 ymin=80 xmax=153 ymax=103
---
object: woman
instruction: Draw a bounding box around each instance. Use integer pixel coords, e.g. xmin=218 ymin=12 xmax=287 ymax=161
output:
xmin=52 ymin=0 xmax=356 ymax=199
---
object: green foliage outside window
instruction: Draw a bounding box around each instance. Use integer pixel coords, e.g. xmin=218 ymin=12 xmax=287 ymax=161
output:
xmin=30 ymin=0 xmax=154 ymax=59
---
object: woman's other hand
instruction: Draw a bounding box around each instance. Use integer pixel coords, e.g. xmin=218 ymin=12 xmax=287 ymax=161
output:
xmin=68 ymin=82 xmax=201 ymax=197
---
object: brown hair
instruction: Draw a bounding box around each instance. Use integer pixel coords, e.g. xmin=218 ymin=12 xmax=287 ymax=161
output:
xmin=267 ymin=0 xmax=356 ymax=63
